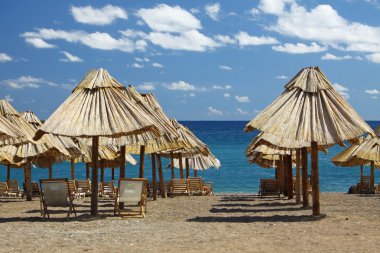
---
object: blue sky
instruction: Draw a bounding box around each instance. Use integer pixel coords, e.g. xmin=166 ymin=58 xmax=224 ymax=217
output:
xmin=0 ymin=0 xmax=379 ymax=120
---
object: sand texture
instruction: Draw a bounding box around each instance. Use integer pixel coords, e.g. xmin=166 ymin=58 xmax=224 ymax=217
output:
xmin=0 ymin=193 xmax=379 ymax=253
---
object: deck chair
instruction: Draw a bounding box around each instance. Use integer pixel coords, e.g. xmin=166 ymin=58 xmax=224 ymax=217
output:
xmin=358 ymin=176 xmax=374 ymax=193
xmin=40 ymin=178 xmax=76 ymax=218
xmin=7 ymin=180 xmax=21 ymax=197
xmin=76 ymin=179 xmax=91 ymax=197
xmin=101 ymin=181 xmax=116 ymax=198
xmin=68 ymin=180 xmax=85 ymax=199
xmin=259 ymin=179 xmax=281 ymax=197
xmin=114 ymin=178 xmax=148 ymax=217
xmin=169 ymin=179 xmax=190 ymax=197
xmin=188 ymin=177 xmax=206 ymax=196
xmin=21 ymin=182 xmax=40 ymax=198
xmin=0 ymin=182 xmax=9 ymax=197
xmin=203 ymin=181 xmax=214 ymax=196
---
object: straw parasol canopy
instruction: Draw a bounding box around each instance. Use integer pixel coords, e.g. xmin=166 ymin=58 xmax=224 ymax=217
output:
xmin=0 ymin=114 xmax=25 ymax=145
xmin=33 ymin=68 xmax=162 ymax=216
xmin=244 ymin=66 xmax=374 ymax=215
xmin=170 ymin=154 xmax=221 ymax=171
xmin=21 ymin=110 xmax=42 ymax=128
xmin=244 ymin=67 xmax=374 ymax=148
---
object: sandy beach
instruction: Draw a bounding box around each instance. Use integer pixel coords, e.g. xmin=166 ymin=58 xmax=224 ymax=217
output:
xmin=0 ymin=193 xmax=379 ymax=253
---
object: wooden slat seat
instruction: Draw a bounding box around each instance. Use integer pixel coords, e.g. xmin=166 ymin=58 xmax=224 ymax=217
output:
xmin=7 ymin=180 xmax=21 ymax=197
xmin=169 ymin=179 xmax=190 ymax=197
xmin=188 ymin=177 xmax=206 ymax=196
xmin=358 ymin=176 xmax=375 ymax=194
xmin=0 ymin=182 xmax=9 ymax=197
xmin=75 ymin=179 xmax=91 ymax=197
xmin=259 ymin=179 xmax=280 ymax=197
xmin=101 ymin=181 xmax=116 ymax=198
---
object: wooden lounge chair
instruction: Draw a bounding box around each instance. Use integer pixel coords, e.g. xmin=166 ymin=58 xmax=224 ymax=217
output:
xmin=259 ymin=179 xmax=281 ymax=197
xmin=101 ymin=181 xmax=116 ymax=198
xmin=114 ymin=178 xmax=148 ymax=218
xmin=21 ymin=182 xmax=40 ymax=198
xmin=188 ymin=177 xmax=206 ymax=196
xmin=358 ymin=176 xmax=375 ymax=194
xmin=0 ymin=182 xmax=9 ymax=197
xmin=169 ymin=179 xmax=190 ymax=197
xmin=76 ymin=179 xmax=91 ymax=197
xmin=67 ymin=180 xmax=84 ymax=199
xmin=7 ymin=180 xmax=21 ymax=197
xmin=40 ymin=178 xmax=77 ymax=218
xmin=203 ymin=181 xmax=214 ymax=196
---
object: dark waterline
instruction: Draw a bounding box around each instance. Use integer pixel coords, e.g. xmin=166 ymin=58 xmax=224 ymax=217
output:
xmin=1 ymin=121 xmax=379 ymax=193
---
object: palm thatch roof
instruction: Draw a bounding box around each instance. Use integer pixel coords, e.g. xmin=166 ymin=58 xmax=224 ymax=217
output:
xmin=95 ymin=87 xmax=187 ymax=154
xmin=170 ymin=153 xmax=221 ymax=171
xmin=0 ymin=114 xmax=25 ymax=145
xmin=21 ymin=110 xmax=42 ymax=128
xmin=244 ymin=67 xmax=374 ymax=148
xmin=160 ymin=119 xmax=210 ymax=158
xmin=34 ymin=68 xmax=160 ymax=140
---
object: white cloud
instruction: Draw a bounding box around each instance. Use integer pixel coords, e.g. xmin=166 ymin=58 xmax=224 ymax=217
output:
xmin=135 ymin=57 xmax=150 ymax=62
xmin=272 ymin=42 xmax=327 ymax=54
xmin=219 ymin=65 xmax=232 ymax=71
xmin=136 ymin=83 xmax=155 ymax=91
xmin=260 ymin=0 xmax=380 ymax=55
xmin=189 ymin=92 xmax=196 ymax=97
xmin=236 ymin=108 xmax=248 ymax=115
xmin=333 ymin=83 xmax=350 ymax=99
xmin=21 ymin=28 xmax=147 ymax=52
xmin=365 ymin=89 xmax=380 ymax=95
xmin=366 ymin=53 xmax=380 ymax=63
xmin=321 ymin=53 xmax=353 ymax=61
xmin=190 ymin=8 xmax=200 ymax=14
xmin=164 ymin=81 xmax=196 ymax=91
xmin=60 ymin=51 xmax=83 ymax=62
xmin=129 ymin=63 xmax=144 ymax=68
xmin=0 ymin=53 xmax=12 ymax=62
xmin=250 ymin=8 xmax=261 ymax=16
xmin=71 ymin=5 xmax=127 ymax=25
xmin=224 ymin=93 xmax=231 ymax=98
xmin=1 ymin=76 xmax=59 ymax=89
xmin=205 ymin=3 xmax=221 ymax=21
xmin=276 ymin=75 xmax=288 ymax=79
xmin=137 ymin=4 xmax=201 ymax=33
xmin=235 ymin=95 xmax=250 ymax=103
xmin=214 ymin=35 xmax=236 ymax=44
xmin=120 ymin=29 xmax=147 ymax=39
xmin=235 ymin=31 xmax=279 ymax=46
xmin=212 ymin=85 xmax=232 ymax=90
xmin=147 ymin=30 xmax=220 ymax=52
xmin=208 ymin=106 xmax=223 ymax=115
xmin=25 ymin=37 xmax=56 ymax=48
xmin=4 ymin=95 xmax=13 ymax=102
xmin=152 ymin=62 xmax=163 ymax=68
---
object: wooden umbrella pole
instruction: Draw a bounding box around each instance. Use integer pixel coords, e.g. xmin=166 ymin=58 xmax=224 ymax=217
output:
xmin=86 ymin=163 xmax=90 ymax=179
xmin=151 ymin=153 xmax=157 ymax=200
xmin=311 ymin=141 xmax=320 ymax=216
xmin=179 ymin=153 xmax=184 ymax=179
xmin=120 ymin=145 xmax=126 ymax=178
xmin=301 ymin=147 xmax=309 ymax=207
xmin=286 ymin=154 xmax=293 ymax=200
xmin=278 ymin=156 xmax=283 ymax=194
xmin=25 ymin=161 xmax=32 ymax=201
xmin=295 ymin=149 xmax=301 ymax=204
xmin=157 ymin=154 xmax=167 ymax=198
xmin=194 ymin=170 xmax=197 ymax=177
xmin=283 ymin=155 xmax=288 ymax=196
xmin=370 ymin=161 xmax=375 ymax=189
xmin=185 ymin=158 xmax=190 ymax=178
xmin=100 ymin=162 xmax=104 ymax=183
xmin=360 ymin=165 xmax=363 ymax=187
xmin=6 ymin=163 xmax=10 ymax=181
xmin=139 ymin=145 xmax=145 ymax=178
xmin=49 ymin=165 xmax=53 ymax=179
xmin=111 ymin=168 xmax=115 ymax=181
xmin=170 ymin=152 xmax=175 ymax=179
xmin=91 ymin=136 xmax=99 ymax=216
xmin=70 ymin=158 xmax=75 ymax=180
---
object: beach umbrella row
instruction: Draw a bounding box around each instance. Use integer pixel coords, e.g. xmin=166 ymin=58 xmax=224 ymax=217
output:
xmin=244 ymin=66 xmax=373 ymax=216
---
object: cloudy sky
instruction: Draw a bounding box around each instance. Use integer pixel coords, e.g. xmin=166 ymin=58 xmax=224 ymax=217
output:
xmin=1 ymin=0 xmax=380 ymax=120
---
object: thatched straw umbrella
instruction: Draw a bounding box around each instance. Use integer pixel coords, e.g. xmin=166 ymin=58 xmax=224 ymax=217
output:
xmin=170 ymin=153 xmax=220 ymax=175
xmin=244 ymin=66 xmax=374 ymax=215
xmin=0 ymin=114 xmax=25 ymax=144
xmin=20 ymin=110 xmax=82 ymax=179
xmin=34 ymin=68 xmax=161 ymax=215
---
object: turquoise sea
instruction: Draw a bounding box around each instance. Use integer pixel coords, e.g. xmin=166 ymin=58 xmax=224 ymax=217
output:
xmin=1 ymin=121 xmax=379 ymax=193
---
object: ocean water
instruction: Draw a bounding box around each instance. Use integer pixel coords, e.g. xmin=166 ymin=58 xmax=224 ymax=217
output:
xmin=1 ymin=121 xmax=379 ymax=193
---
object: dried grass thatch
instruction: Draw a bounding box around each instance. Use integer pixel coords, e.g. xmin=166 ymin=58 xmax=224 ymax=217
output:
xmin=21 ymin=110 xmax=42 ymax=128
xmin=34 ymin=68 xmax=160 ymax=140
xmin=0 ymin=114 xmax=25 ymax=145
xmin=244 ymin=67 xmax=374 ymax=148
xmin=170 ymin=153 xmax=221 ymax=171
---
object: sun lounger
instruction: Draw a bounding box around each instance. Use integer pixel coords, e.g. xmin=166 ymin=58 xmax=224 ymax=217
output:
xmin=358 ymin=176 xmax=375 ymax=194
xmin=0 ymin=182 xmax=9 ymax=197
xmin=114 ymin=178 xmax=148 ymax=217
xmin=259 ymin=178 xmax=281 ymax=197
xmin=40 ymin=178 xmax=77 ymax=218
xmin=76 ymin=179 xmax=91 ymax=197
xmin=7 ymin=180 xmax=21 ymax=197
xmin=67 ymin=180 xmax=85 ymax=199
xmin=169 ymin=179 xmax=190 ymax=197
xmin=188 ymin=177 xmax=206 ymax=196
xmin=203 ymin=181 xmax=214 ymax=196
xmin=21 ymin=182 xmax=40 ymax=198
xmin=101 ymin=181 xmax=116 ymax=198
